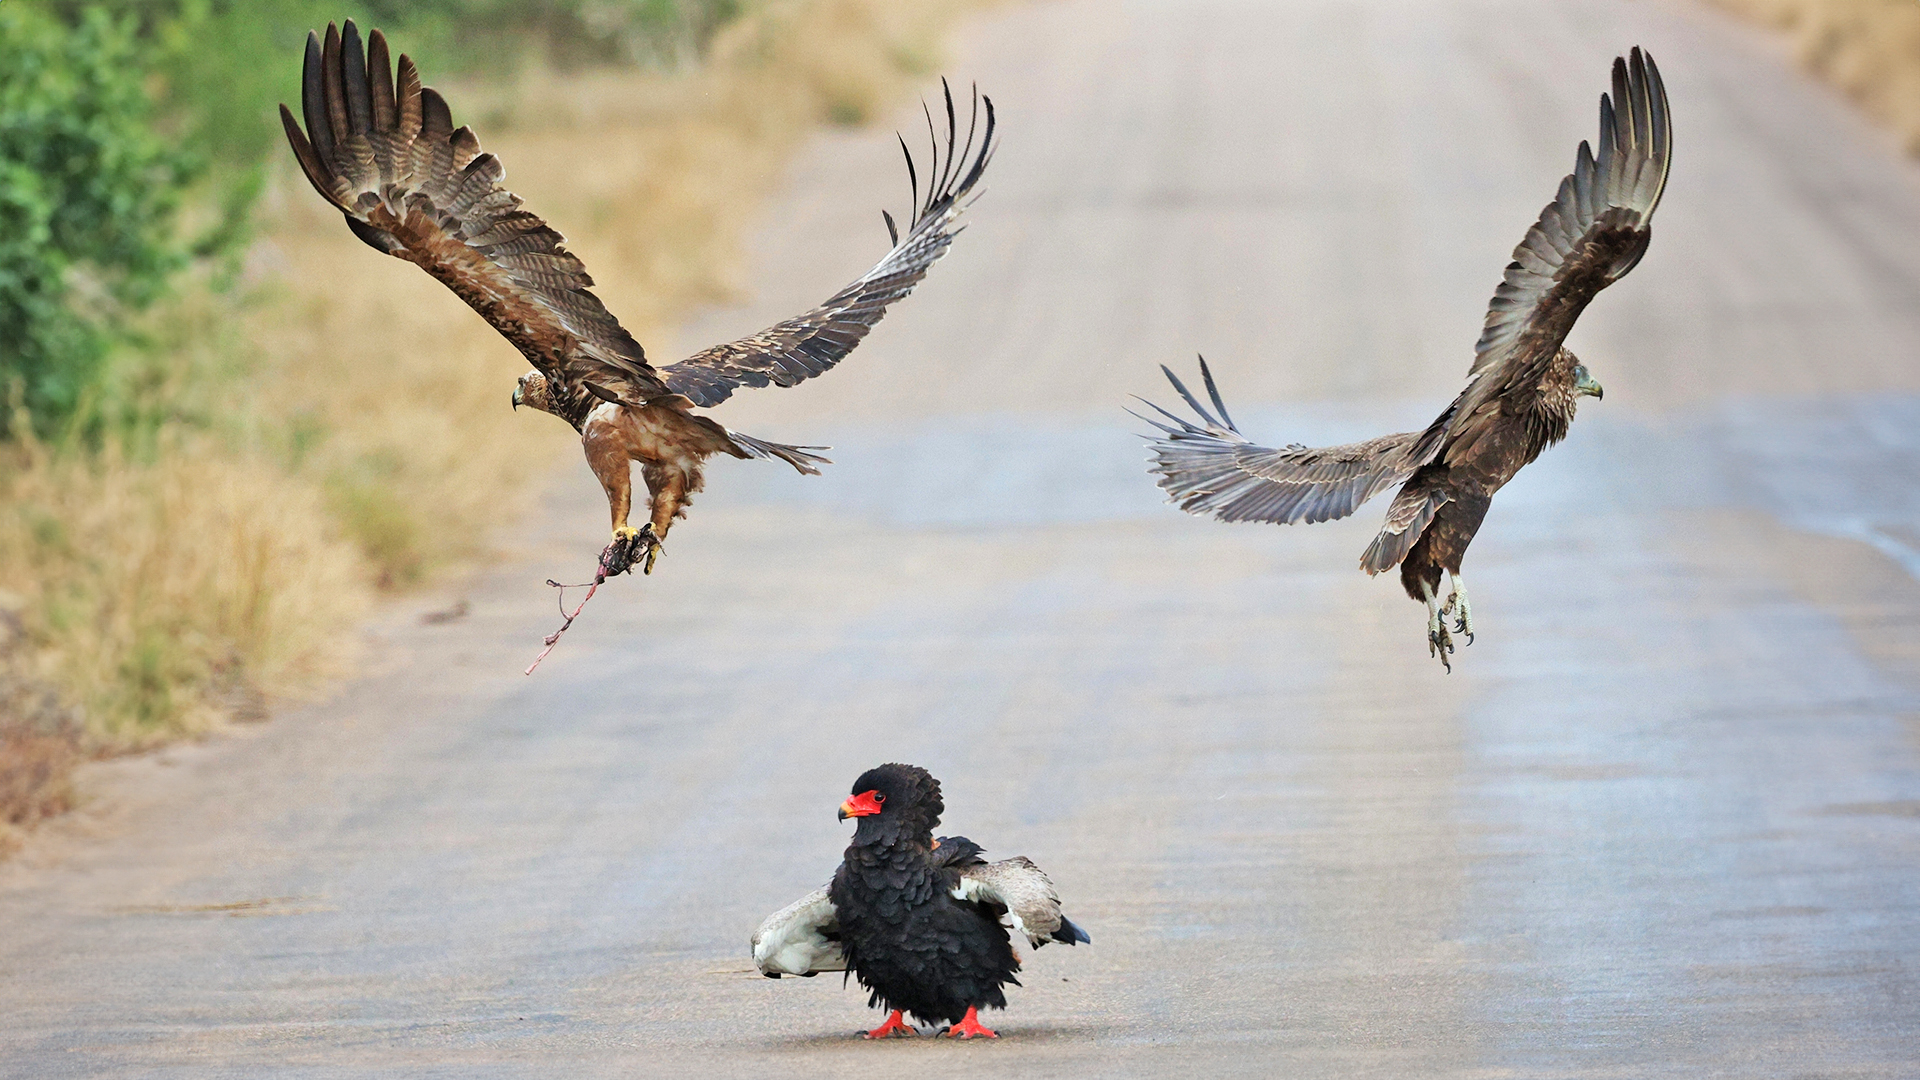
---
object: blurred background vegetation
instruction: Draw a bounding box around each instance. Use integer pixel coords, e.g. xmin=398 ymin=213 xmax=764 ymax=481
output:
xmin=1707 ymin=0 xmax=1920 ymax=154
xmin=2 ymin=0 xmax=742 ymax=442
xmin=0 ymin=0 xmax=962 ymax=851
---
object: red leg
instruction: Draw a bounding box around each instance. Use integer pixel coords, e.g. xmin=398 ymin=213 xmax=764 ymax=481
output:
xmin=944 ymin=1006 xmax=998 ymax=1039
xmin=862 ymin=1010 xmax=915 ymax=1039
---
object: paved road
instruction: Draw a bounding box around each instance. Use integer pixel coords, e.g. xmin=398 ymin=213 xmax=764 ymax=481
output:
xmin=7 ymin=1 xmax=1920 ymax=1076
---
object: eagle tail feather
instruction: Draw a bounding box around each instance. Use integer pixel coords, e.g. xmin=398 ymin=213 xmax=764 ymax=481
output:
xmin=728 ymin=432 xmax=832 ymax=476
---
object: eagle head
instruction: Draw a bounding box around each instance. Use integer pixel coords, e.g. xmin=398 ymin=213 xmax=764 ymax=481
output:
xmin=1546 ymin=349 xmax=1603 ymax=410
xmin=1573 ymin=363 xmax=1604 ymax=401
xmin=512 ymin=370 xmax=554 ymax=415
xmin=839 ymin=763 xmax=944 ymax=841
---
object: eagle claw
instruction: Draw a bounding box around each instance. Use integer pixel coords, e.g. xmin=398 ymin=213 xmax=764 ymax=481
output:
xmin=942 ymin=1007 xmax=998 ymax=1039
xmin=597 ymin=524 xmax=658 ymax=581
xmin=1428 ymin=624 xmax=1454 ymax=673
xmin=862 ymin=1010 xmax=916 ymax=1039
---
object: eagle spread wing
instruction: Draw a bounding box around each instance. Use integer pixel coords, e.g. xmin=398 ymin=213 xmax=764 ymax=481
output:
xmin=1448 ymin=47 xmax=1670 ymax=436
xmin=280 ymin=20 xmax=666 ymax=429
xmin=752 ymin=852 xmax=1087 ymax=977
xmin=660 ymin=83 xmax=997 ymax=409
xmin=1138 ymin=49 xmax=1669 ymax=527
xmin=945 ymin=852 xmax=1091 ymax=950
xmin=1135 ymin=358 xmax=1431 ymax=525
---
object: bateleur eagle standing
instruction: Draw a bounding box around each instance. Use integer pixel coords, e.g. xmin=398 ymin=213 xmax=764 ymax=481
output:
xmin=752 ymin=763 xmax=1089 ymax=1039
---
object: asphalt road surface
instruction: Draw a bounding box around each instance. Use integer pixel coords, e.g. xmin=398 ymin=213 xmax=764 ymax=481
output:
xmin=7 ymin=1 xmax=1920 ymax=1076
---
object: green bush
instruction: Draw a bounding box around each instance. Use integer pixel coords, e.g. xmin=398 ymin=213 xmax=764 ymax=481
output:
xmin=0 ymin=4 xmax=198 ymax=437
xmin=0 ymin=0 xmax=745 ymax=441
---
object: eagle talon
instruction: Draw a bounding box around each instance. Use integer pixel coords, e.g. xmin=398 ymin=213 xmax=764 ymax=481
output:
xmin=597 ymin=524 xmax=657 ymax=581
xmin=862 ymin=1010 xmax=916 ymax=1039
xmin=639 ymin=525 xmax=662 ymax=575
xmin=943 ymin=1007 xmax=998 ymax=1039
xmin=1448 ymin=578 xmax=1474 ymax=643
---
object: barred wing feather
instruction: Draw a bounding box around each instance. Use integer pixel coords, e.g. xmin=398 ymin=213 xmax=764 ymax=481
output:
xmin=1454 ymin=47 xmax=1671 ymax=434
xmin=661 ymin=82 xmax=996 ymax=408
xmin=1136 ymin=359 xmax=1426 ymax=526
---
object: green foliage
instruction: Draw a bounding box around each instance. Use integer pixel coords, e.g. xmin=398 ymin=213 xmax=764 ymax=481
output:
xmin=0 ymin=4 xmax=198 ymax=436
xmin=49 ymin=0 xmax=747 ymax=169
xmin=0 ymin=0 xmax=744 ymax=441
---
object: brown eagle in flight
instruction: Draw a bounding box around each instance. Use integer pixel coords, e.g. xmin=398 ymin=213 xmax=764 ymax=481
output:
xmin=1137 ymin=49 xmax=1670 ymax=670
xmin=281 ymin=21 xmax=995 ymax=576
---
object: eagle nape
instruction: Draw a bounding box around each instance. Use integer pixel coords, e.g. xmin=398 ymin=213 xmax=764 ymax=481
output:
xmin=1134 ymin=48 xmax=1669 ymax=671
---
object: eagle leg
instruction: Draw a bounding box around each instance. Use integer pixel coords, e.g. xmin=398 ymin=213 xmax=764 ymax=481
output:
xmin=1421 ymin=579 xmax=1454 ymax=673
xmin=942 ymin=1006 xmax=998 ymax=1039
xmin=1445 ymin=573 xmax=1475 ymax=644
xmin=862 ymin=1010 xmax=917 ymax=1039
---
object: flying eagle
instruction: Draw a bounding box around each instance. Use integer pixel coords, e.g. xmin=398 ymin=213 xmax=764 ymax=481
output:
xmin=752 ymin=763 xmax=1089 ymax=1039
xmin=1136 ymin=49 xmax=1670 ymax=669
xmin=281 ymin=21 xmax=995 ymax=577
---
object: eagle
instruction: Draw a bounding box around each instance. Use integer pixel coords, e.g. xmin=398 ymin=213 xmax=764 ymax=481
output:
xmin=1136 ymin=49 xmax=1670 ymax=670
xmin=280 ymin=21 xmax=995 ymax=577
xmin=752 ymin=763 xmax=1089 ymax=1039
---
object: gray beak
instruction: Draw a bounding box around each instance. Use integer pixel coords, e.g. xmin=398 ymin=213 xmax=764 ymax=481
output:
xmin=1575 ymin=370 xmax=1604 ymax=400
xmin=511 ymin=386 xmax=522 ymax=410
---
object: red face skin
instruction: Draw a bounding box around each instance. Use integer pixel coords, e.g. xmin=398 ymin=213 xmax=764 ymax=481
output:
xmin=838 ymin=790 xmax=885 ymax=820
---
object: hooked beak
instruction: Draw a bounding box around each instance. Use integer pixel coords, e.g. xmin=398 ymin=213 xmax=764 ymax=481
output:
xmin=1575 ymin=371 xmax=1604 ymax=400
xmin=838 ymin=790 xmax=884 ymax=821
xmin=511 ymin=385 xmax=522 ymax=411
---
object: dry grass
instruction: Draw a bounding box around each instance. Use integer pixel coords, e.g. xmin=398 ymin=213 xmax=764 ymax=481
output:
xmin=0 ymin=0 xmax=973 ymax=849
xmin=1709 ymin=0 xmax=1920 ymax=152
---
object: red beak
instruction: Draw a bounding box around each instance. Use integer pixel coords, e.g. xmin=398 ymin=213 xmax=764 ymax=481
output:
xmin=838 ymin=790 xmax=885 ymax=821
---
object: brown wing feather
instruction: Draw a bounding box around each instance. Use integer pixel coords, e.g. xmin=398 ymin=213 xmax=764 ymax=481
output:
xmin=660 ymin=82 xmax=996 ymax=409
xmin=1360 ymin=480 xmax=1450 ymax=575
xmin=1135 ymin=359 xmax=1428 ymax=525
xmin=1451 ymin=48 xmax=1671 ymax=441
xmin=280 ymin=20 xmax=667 ymax=430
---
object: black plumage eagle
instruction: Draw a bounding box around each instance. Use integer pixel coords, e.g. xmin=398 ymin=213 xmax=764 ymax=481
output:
xmin=752 ymin=763 xmax=1089 ymax=1039
xmin=281 ymin=21 xmax=994 ymax=578
xmin=1136 ymin=49 xmax=1671 ymax=670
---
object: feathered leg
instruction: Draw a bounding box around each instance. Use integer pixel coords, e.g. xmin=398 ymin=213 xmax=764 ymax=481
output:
xmin=583 ymin=432 xmax=651 ymax=578
xmin=639 ymin=461 xmax=701 ymax=576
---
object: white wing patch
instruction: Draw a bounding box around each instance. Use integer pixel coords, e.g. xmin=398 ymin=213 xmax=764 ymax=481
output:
xmin=751 ymin=886 xmax=845 ymax=976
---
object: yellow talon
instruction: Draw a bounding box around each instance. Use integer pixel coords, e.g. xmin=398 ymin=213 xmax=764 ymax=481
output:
xmin=614 ymin=525 xmax=640 ymax=542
